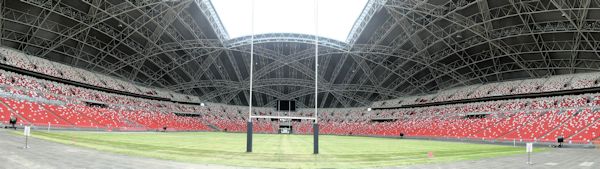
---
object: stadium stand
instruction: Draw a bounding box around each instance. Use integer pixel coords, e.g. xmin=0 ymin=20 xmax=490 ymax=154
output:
xmin=0 ymin=46 xmax=599 ymax=144
xmin=0 ymin=47 xmax=200 ymax=103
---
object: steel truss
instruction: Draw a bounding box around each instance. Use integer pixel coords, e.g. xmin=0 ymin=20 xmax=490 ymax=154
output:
xmin=3 ymin=0 xmax=600 ymax=107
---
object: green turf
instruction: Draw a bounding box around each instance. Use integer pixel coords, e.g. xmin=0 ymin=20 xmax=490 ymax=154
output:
xmin=29 ymin=131 xmax=536 ymax=168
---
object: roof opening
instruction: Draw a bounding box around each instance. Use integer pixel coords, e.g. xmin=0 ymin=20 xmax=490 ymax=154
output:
xmin=210 ymin=0 xmax=368 ymax=42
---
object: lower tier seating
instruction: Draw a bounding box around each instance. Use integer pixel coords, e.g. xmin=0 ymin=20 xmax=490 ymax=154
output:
xmin=0 ymin=96 xmax=209 ymax=131
xmin=0 ymin=68 xmax=598 ymax=144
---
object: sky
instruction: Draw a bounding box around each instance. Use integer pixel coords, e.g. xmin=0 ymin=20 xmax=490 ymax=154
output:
xmin=210 ymin=0 xmax=369 ymax=42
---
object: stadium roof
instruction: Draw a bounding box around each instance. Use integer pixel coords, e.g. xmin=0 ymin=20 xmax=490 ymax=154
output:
xmin=210 ymin=0 xmax=368 ymax=42
xmin=2 ymin=0 xmax=600 ymax=108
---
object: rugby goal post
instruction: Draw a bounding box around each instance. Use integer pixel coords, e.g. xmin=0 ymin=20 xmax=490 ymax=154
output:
xmin=245 ymin=0 xmax=320 ymax=154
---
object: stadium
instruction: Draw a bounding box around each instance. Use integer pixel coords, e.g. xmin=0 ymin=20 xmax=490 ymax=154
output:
xmin=0 ymin=0 xmax=600 ymax=168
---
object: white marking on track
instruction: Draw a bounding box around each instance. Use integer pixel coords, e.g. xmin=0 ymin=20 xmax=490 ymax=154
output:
xmin=579 ymin=162 xmax=594 ymax=167
xmin=65 ymin=148 xmax=79 ymax=153
xmin=544 ymin=162 xmax=559 ymax=166
xmin=5 ymin=155 xmax=41 ymax=168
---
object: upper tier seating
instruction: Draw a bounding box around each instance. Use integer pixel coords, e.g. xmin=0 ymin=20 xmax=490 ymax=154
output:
xmin=0 ymin=47 xmax=199 ymax=102
xmin=372 ymin=71 xmax=600 ymax=108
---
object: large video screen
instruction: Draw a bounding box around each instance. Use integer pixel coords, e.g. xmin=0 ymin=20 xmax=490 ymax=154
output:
xmin=277 ymin=100 xmax=296 ymax=111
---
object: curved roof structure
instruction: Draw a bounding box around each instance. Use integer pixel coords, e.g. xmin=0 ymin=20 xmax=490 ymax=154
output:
xmin=2 ymin=0 xmax=600 ymax=108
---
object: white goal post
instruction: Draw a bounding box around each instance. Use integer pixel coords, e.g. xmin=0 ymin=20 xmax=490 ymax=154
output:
xmin=245 ymin=0 xmax=320 ymax=154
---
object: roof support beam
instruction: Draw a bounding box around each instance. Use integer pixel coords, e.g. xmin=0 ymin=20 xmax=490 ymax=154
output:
xmin=549 ymin=0 xmax=599 ymax=73
xmin=510 ymin=0 xmax=555 ymax=76
xmin=18 ymin=0 xmax=61 ymax=52
xmin=384 ymin=0 xmax=539 ymax=81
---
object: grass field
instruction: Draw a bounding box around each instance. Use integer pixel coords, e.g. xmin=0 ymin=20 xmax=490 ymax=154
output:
xmin=30 ymin=131 xmax=533 ymax=168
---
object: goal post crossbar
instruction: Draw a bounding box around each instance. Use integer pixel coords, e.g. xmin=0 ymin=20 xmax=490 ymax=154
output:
xmin=250 ymin=115 xmax=317 ymax=120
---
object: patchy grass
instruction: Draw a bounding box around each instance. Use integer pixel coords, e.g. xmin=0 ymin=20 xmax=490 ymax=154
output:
xmin=31 ymin=131 xmax=533 ymax=168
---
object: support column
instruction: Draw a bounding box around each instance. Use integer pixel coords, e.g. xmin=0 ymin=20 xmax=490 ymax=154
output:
xmin=313 ymin=122 xmax=319 ymax=154
xmin=246 ymin=121 xmax=253 ymax=152
xmin=313 ymin=0 xmax=319 ymax=155
xmin=246 ymin=0 xmax=255 ymax=154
